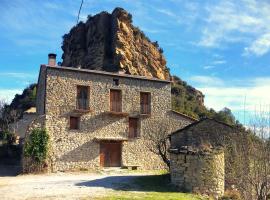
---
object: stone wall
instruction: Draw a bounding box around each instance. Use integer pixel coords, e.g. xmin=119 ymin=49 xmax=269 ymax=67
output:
xmin=37 ymin=66 xmax=194 ymax=171
xmin=8 ymin=113 xmax=37 ymax=139
xmin=170 ymin=147 xmax=225 ymax=199
xmin=36 ymin=65 xmax=47 ymax=115
xmin=170 ymin=118 xmax=235 ymax=149
xmin=61 ymin=8 xmax=170 ymax=80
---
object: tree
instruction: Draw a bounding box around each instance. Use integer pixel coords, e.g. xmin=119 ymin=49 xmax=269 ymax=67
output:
xmin=224 ymin=111 xmax=270 ymax=200
xmin=0 ymin=99 xmax=9 ymax=130
xmin=144 ymin=119 xmax=171 ymax=168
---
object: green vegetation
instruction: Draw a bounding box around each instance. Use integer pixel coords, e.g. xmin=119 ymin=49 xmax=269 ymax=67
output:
xmin=91 ymin=173 xmax=206 ymax=200
xmin=0 ymin=84 xmax=37 ymax=130
xmin=93 ymin=192 xmax=204 ymax=200
xmin=0 ymin=130 xmax=16 ymax=145
xmin=24 ymin=128 xmax=49 ymax=163
xmin=171 ymin=75 xmax=243 ymax=127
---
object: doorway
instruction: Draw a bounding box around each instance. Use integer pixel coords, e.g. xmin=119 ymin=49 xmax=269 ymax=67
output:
xmin=100 ymin=141 xmax=122 ymax=167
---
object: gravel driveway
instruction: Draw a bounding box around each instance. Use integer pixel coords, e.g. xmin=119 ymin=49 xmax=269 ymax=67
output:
xmin=0 ymin=170 xmax=147 ymax=200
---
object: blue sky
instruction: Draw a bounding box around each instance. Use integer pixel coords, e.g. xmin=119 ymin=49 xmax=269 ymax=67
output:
xmin=0 ymin=0 xmax=270 ymax=125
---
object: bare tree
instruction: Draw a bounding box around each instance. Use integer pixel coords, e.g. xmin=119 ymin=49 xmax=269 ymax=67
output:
xmin=224 ymin=110 xmax=270 ymax=200
xmin=144 ymin=119 xmax=171 ymax=168
xmin=0 ymin=99 xmax=8 ymax=130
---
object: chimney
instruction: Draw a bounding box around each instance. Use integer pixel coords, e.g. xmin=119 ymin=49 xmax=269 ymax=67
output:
xmin=48 ymin=53 xmax=57 ymax=66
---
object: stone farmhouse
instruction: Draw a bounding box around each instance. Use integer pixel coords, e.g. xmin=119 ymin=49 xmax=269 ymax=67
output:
xmin=24 ymin=54 xmax=196 ymax=172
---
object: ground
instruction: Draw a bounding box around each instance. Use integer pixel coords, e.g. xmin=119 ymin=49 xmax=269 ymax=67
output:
xmin=0 ymin=168 xmax=205 ymax=200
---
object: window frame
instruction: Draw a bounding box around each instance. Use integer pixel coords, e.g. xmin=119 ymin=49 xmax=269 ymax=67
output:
xmin=76 ymin=85 xmax=90 ymax=110
xmin=69 ymin=116 xmax=80 ymax=130
xmin=128 ymin=117 xmax=140 ymax=139
xmin=140 ymin=92 xmax=151 ymax=115
xmin=109 ymin=89 xmax=122 ymax=112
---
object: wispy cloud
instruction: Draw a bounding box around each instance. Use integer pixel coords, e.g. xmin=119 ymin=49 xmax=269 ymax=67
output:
xmin=203 ymin=65 xmax=215 ymax=70
xmin=244 ymin=33 xmax=270 ymax=56
xmin=189 ymin=76 xmax=270 ymax=117
xmin=189 ymin=75 xmax=224 ymax=86
xmin=0 ymin=89 xmax=23 ymax=102
xmin=212 ymin=60 xmax=226 ymax=65
xmin=197 ymin=0 xmax=270 ymax=56
xmin=0 ymin=72 xmax=35 ymax=79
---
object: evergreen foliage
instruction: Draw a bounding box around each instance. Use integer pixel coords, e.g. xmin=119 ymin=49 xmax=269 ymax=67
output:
xmin=24 ymin=128 xmax=49 ymax=163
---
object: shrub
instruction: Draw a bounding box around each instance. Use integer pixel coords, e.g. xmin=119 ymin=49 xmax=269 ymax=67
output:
xmin=220 ymin=189 xmax=242 ymax=200
xmin=24 ymin=128 xmax=49 ymax=163
xmin=0 ymin=131 xmax=16 ymax=144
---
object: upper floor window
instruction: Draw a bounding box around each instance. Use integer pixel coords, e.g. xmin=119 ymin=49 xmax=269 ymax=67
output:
xmin=70 ymin=116 xmax=80 ymax=130
xmin=140 ymin=92 xmax=151 ymax=114
xmin=110 ymin=89 xmax=122 ymax=112
xmin=77 ymin=85 xmax=89 ymax=110
xmin=113 ymin=78 xmax=119 ymax=86
xmin=129 ymin=117 xmax=139 ymax=138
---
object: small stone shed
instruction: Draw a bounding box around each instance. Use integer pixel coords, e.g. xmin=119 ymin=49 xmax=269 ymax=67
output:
xmin=170 ymin=146 xmax=225 ymax=198
xmin=169 ymin=118 xmax=237 ymax=198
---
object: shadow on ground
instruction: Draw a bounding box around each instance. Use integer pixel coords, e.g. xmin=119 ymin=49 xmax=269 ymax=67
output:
xmin=0 ymin=164 xmax=21 ymax=176
xmin=76 ymin=174 xmax=177 ymax=192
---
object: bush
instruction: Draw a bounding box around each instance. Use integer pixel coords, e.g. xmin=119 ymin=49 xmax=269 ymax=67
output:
xmin=220 ymin=189 xmax=242 ymax=200
xmin=0 ymin=131 xmax=16 ymax=144
xmin=24 ymin=128 xmax=49 ymax=163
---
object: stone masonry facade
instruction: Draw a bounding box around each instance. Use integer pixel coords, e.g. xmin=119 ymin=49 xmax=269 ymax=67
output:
xmin=170 ymin=147 xmax=225 ymax=199
xmin=169 ymin=118 xmax=237 ymax=198
xmin=26 ymin=65 xmax=195 ymax=172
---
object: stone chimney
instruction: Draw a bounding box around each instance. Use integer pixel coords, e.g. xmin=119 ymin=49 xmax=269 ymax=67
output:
xmin=48 ymin=53 xmax=57 ymax=66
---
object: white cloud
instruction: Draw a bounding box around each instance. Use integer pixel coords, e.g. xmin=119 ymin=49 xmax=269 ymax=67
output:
xmin=189 ymin=75 xmax=224 ymax=86
xmin=203 ymin=65 xmax=215 ymax=70
xmin=0 ymin=89 xmax=22 ymax=103
xmin=190 ymin=76 xmax=270 ymax=115
xmin=244 ymin=33 xmax=270 ymax=56
xmin=0 ymin=72 xmax=35 ymax=79
xmin=212 ymin=60 xmax=226 ymax=65
xmin=198 ymin=0 xmax=270 ymax=56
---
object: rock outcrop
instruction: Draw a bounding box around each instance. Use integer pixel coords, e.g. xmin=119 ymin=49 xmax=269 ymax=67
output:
xmin=61 ymin=7 xmax=170 ymax=80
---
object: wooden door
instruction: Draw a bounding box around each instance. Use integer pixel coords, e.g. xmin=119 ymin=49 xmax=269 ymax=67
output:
xmin=110 ymin=90 xmax=121 ymax=112
xmin=100 ymin=142 xmax=121 ymax=167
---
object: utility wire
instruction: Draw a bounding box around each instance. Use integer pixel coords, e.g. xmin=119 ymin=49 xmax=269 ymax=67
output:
xmin=77 ymin=0 xmax=84 ymax=24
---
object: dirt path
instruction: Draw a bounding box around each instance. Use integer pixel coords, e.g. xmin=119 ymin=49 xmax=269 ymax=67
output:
xmin=0 ymin=171 xmax=147 ymax=200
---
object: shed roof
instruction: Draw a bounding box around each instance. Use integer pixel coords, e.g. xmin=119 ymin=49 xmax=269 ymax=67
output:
xmin=169 ymin=118 xmax=234 ymax=136
xmin=24 ymin=107 xmax=36 ymax=114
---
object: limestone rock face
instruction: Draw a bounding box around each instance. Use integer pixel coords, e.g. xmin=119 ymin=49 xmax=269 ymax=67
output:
xmin=61 ymin=8 xmax=170 ymax=80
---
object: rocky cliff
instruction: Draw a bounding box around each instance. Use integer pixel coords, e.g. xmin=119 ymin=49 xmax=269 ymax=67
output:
xmin=61 ymin=7 xmax=170 ymax=80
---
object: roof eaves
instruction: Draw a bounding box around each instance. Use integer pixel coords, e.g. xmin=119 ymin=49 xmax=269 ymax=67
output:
xmin=171 ymin=110 xmax=198 ymax=122
xmin=45 ymin=65 xmax=172 ymax=83
xmin=169 ymin=117 xmax=234 ymax=137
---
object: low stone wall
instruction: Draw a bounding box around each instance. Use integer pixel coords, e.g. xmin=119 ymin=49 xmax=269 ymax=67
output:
xmin=170 ymin=147 xmax=224 ymax=199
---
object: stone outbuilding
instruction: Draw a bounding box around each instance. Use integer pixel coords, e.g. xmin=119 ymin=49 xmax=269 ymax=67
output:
xmin=9 ymin=107 xmax=37 ymax=144
xmin=23 ymin=54 xmax=196 ymax=172
xmin=169 ymin=118 xmax=237 ymax=198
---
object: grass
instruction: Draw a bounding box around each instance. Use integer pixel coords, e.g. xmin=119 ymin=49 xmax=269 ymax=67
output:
xmin=88 ymin=171 xmax=207 ymax=200
xmin=93 ymin=192 xmax=205 ymax=200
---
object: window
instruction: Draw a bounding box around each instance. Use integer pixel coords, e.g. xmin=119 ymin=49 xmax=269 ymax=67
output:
xmin=140 ymin=92 xmax=151 ymax=114
xmin=77 ymin=85 xmax=89 ymax=110
xmin=113 ymin=78 xmax=119 ymax=86
xmin=110 ymin=89 xmax=122 ymax=112
xmin=70 ymin=116 xmax=80 ymax=130
xmin=129 ymin=118 xmax=139 ymax=138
